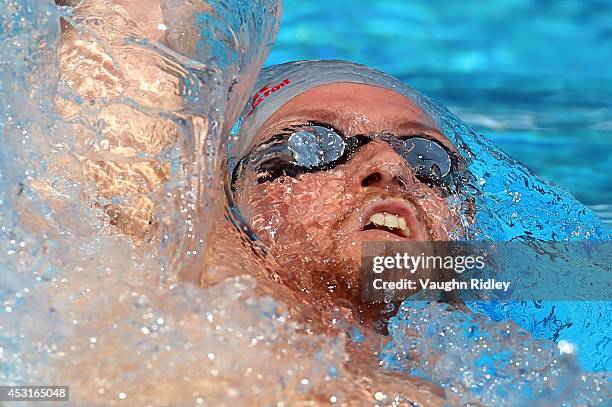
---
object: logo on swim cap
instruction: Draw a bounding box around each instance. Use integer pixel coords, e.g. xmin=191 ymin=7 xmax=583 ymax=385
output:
xmin=246 ymin=78 xmax=291 ymax=116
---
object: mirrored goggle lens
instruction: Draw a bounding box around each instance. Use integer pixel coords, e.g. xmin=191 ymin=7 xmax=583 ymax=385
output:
xmin=286 ymin=125 xmax=345 ymax=168
xmin=397 ymin=137 xmax=453 ymax=179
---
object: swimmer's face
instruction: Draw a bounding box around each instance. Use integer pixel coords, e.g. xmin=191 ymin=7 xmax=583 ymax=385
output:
xmin=233 ymin=83 xmax=463 ymax=301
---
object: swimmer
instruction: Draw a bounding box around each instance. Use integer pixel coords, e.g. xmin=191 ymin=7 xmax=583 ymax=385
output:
xmin=54 ymin=2 xmax=466 ymax=315
xmin=53 ymin=3 xmax=449 ymax=402
xmin=228 ymin=60 xmax=470 ymax=326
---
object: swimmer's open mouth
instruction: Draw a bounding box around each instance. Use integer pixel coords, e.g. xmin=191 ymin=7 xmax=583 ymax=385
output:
xmin=363 ymin=212 xmax=411 ymax=238
xmin=356 ymin=198 xmax=424 ymax=240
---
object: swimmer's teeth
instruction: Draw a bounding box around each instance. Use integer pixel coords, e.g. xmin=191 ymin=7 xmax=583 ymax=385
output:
xmin=398 ymin=217 xmax=407 ymax=231
xmin=370 ymin=213 xmax=385 ymax=226
xmin=384 ymin=213 xmax=399 ymax=228
xmin=366 ymin=212 xmax=410 ymax=236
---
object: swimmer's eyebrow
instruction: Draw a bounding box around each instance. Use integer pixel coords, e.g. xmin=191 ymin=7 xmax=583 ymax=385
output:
xmin=389 ymin=120 xmax=444 ymax=139
xmin=390 ymin=120 xmax=440 ymax=135
xmin=291 ymin=108 xmax=340 ymax=124
xmin=260 ymin=108 xmax=363 ymax=139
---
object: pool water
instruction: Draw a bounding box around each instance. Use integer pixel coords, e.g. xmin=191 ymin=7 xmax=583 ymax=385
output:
xmin=0 ymin=1 xmax=610 ymax=405
xmin=269 ymin=0 xmax=612 ymax=224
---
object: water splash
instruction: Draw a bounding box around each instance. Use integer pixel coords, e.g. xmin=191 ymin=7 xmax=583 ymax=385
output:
xmin=382 ymin=301 xmax=611 ymax=406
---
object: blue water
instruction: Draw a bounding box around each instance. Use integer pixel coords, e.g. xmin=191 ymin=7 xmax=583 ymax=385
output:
xmin=268 ymin=0 xmax=612 ymax=225
xmin=381 ymin=301 xmax=610 ymax=406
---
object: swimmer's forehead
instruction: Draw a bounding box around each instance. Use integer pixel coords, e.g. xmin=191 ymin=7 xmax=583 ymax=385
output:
xmin=251 ymin=83 xmax=453 ymax=151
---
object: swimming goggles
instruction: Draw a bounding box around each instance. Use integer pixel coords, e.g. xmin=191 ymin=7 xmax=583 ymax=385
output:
xmin=231 ymin=123 xmax=461 ymax=193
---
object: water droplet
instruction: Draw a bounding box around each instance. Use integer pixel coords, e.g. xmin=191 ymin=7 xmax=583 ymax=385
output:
xmin=374 ymin=391 xmax=387 ymax=401
xmin=558 ymin=340 xmax=575 ymax=354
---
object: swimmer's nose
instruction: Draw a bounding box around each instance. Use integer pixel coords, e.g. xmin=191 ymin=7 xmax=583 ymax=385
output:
xmin=348 ymin=140 xmax=416 ymax=190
